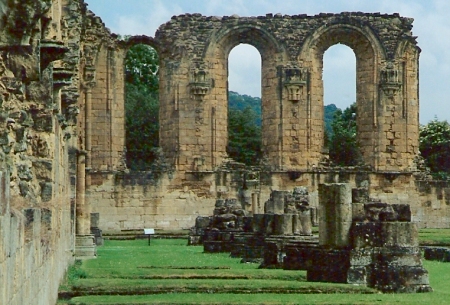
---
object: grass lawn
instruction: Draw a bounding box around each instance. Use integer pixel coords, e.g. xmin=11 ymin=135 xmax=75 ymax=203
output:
xmin=59 ymin=232 xmax=450 ymax=305
xmin=419 ymin=228 xmax=450 ymax=246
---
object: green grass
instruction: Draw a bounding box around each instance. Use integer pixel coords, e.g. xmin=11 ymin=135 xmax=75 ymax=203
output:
xmin=58 ymin=231 xmax=450 ymax=304
xmin=419 ymin=228 xmax=450 ymax=246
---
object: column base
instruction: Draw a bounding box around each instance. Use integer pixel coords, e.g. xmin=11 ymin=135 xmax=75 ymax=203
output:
xmin=75 ymin=234 xmax=97 ymax=259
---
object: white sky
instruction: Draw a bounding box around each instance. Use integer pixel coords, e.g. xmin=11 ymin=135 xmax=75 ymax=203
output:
xmin=85 ymin=0 xmax=450 ymax=124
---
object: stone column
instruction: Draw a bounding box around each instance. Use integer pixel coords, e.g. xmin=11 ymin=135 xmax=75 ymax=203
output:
xmin=75 ymin=150 xmax=87 ymax=235
xmin=74 ymin=149 xmax=95 ymax=257
xmin=319 ymin=183 xmax=352 ymax=248
xmin=74 ymin=83 xmax=96 ymax=258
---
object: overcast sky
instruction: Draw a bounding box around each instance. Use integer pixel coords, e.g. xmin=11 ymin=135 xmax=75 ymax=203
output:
xmin=85 ymin=0 xmax=450 ymax=124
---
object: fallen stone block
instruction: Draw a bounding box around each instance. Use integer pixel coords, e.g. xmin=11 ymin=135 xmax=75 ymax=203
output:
xmin=423 ymin=247 xmax=450 ymax=262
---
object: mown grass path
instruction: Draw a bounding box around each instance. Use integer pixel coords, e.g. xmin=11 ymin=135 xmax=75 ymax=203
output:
xmin=58 ymin=236 xmax=450 ymax=304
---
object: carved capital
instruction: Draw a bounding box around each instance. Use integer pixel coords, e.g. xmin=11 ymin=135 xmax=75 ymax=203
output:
xmin=189 ymin=66 xmax=210 ymax=100
xmin=380 ymin=63 xmax=401 ymax=98
xmin=282 ymin=67 xmax=308 ymax=102
xmin=83 ymin=67 xmax=96 ymax=88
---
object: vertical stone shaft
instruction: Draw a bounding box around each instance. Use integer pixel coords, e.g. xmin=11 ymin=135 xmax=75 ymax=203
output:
xmin=76 ymin=151 xmax=88 ymax=235
xmin=319 ymin=183 xmax=352 ymax=248
xmin=85 ymin=88 xmax=92 ymax=169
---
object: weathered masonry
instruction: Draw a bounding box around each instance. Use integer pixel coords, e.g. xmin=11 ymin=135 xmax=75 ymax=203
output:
xmin=156 ymin=13 xmax=420 ymax=172
xmin=0 ymin=3 xmax=449 ymax=303
xmin=82 ymin=12 xmax=450 ymax=233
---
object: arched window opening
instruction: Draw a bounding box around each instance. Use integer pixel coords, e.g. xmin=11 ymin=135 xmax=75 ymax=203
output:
xmin=227 ymin=44 xmax=262 ymax=166
xmin=124 ymin=44 xmax=159 ymax=170
xmin=323 ymin=44 xmax=360 ymax=166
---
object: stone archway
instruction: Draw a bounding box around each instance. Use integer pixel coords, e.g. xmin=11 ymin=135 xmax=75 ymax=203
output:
xmin=156 ymin=13 xmax=420 ymax=173
xmin=203 ymin=25 xmax=288 ymax=169
xmin=298 ymin=23 xmax=386 ymax=169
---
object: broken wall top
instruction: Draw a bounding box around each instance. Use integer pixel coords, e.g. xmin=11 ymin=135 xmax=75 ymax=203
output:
xmin=155 ymin=12 xmax=418 ymax=61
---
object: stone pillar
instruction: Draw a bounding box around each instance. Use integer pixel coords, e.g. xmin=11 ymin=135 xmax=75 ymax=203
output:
xmin=75 ymin=150 xmax=95 ymax=258
xmin=319 ymin=183 xmax=352 ymax=248
xmin=76 ymin=150 xmax=88 ymax=235
xmin=297 ymin=208 xmax=312 ymax=235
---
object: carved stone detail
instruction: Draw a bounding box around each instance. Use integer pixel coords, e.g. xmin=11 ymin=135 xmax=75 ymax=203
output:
xmin=189 ymin=64 xmax=210 ymax=99
xmin=282 ymin=67 xmax=308 ymax=102
xmin=380 ymin=63 xmax=401 ymax=98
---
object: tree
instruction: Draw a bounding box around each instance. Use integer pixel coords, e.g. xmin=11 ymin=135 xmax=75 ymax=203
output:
xmin=419 ymin=118 xmax=450 ymax=178
xmin=124 ymin=44 xmax=159 ymax=170
xmin=328 ymin=102 xmax=362 ymax=166
xmin=227 ymin=106 xmax=262 ymax=165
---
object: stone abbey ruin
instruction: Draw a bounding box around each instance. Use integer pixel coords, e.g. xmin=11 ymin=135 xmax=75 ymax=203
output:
xmin=0 ymin=0 xmax=448 ymax=303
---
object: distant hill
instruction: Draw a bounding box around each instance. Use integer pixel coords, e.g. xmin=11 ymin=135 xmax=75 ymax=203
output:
xmin=228 ymin=91 xmax=261 ymax=126
xmin=228 ymin=91 xmax=339 ymax=132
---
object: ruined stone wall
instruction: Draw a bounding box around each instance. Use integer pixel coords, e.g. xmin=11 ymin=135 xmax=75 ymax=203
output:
xmin=0 ymin=0 xmax=91 ymax=303
xmin=88 ymin=172 xmax=216 ymax=232
xmin=156 ymin=13 xmax=420 ymax=172
xmin=86 ymin=166 xmax=449 ymax=232
xmin=74 ymin=10 xmax=447 ymax=233
xmin=0 ymin=170 xmax=74 ymax=305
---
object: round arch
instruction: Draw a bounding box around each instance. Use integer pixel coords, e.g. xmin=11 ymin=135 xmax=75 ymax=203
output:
xmin=202 ymin=24 xmax=289 ymax=167
xmin=298 ymin=22 xmax=387 ymax=168
xmin=122 ymin=35 xmax=160 ymax=53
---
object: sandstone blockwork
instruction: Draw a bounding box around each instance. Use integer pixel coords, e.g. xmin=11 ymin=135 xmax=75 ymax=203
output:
xmin=155 ymin=13 xmax=420 ymax=172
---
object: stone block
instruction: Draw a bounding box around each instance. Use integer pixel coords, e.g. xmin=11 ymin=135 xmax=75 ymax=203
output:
xmin=298 ymin=209 xmax=312 ymax=235
xmin=364 ymin=202 xmax=388 ymax=221
xmin=263 ymin=214 xmax=274 ymax=235
xmin=379 ymin=205 xmax=398 ymax=221
xmin=380 ymin=222 xmax=418 ymax=247
xmin=284 ymin=245 xmax=316 ymax=270
xmin=347 ymin=266 xmax=370 ymax=285
xmin=242 ymin=216 xmax=253 ymax=232
xmin=261 ymin=241 xmax=284 ymax=268
xmin=349 ymin=248 xmax=374 ymax=266
xmin=203 ymin=241 xmax=230 ymax=253
xmin=252 ymin=214 xmax=265 ymax=233
xmin=265 ymin=190 xmax=288 ymax=214
xmin=319 ymin=183 xmax=352 ymax=248
xmin=351 ymin=222 xmax=382 ymax=248
xmin=423 ymin=247 xmax=450 ymax=262
xmin=195 ymin=216 xmax=211 ymax=229
xmin=377 ymin=246 xmax=422 ymax=267
xmin=391 ymin=204 xmax=411 ymax=222
xmin=273 ymin=214 xmax=293 ymax=235
xmin=352 ymin=203 xmax=366 ymax=221
xmin=352 ymin=187 xmax=369 ymax=203
xmin=371 ymin=264 xmax=432 ymax=293
xmin=203 ymin=229 xmax=219 ymax=241
xmin=307 ymin=248 xmax=350 ymax=283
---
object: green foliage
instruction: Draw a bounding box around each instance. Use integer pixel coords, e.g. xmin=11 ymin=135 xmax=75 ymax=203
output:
xmin=328 ymin=102 xmax=362 ymax=166
xmin=125 ymin=44 xmax=159 ymax=92
xmin=228 ymin=91 xmax=261 ymax=126
xmin=324 ymin=104 xmax=339 ymax=148
xmin=124 ymin=44 xmax=159 ymax=170
xmin=419 ymin=118 xmax=450 ymax=178
xmin=227 ymin=106 xmax=262 ymax=165
xmin=324 ymin=104 xmax=338 ymax=136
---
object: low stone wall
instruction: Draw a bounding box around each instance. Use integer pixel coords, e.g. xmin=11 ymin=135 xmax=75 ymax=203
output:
xmin=88 ymin=171 xmax=216 ymax=232
xmin=88 ymin=169 xmax=450 ymax=233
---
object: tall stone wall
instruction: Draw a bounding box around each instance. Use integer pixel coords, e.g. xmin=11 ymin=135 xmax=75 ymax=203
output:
xmin=71 ymin=10 xmax=447 ymax=233
xmin=155 ymin=13 xmax=420 ymax=172
xmin=0 ymin=171 xmax=74 ymax=305
xmin=0 ymin=0 xmax=92 ymax=303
